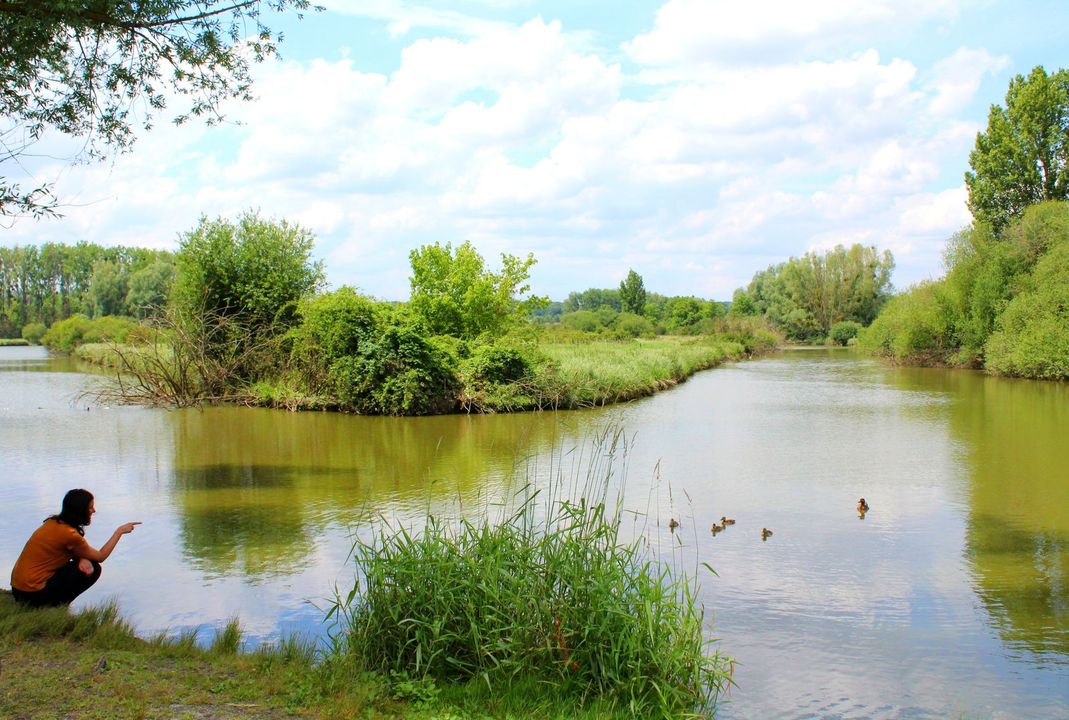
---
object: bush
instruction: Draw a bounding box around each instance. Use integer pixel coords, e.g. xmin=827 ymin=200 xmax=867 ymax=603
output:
xmin=984 ymin=241 xmax=1069 ymax=379
xmin=172 ymin=211 xmax=325 ymax=341
xmin=330 ymin=323 xmax=459 ymax=415
xmin=612 ymin=312 xmax=655 ymax=338
xmin=40 ymin=314 xmax=139 ymax=353
xmin=561 ymin=310 xmax=601 ymax=333
xmin=829 ymin=321 xmax=863 ymax=346
xmin=21 ymin=322 xmax=46 ymax=344
xmin=463 ymin=344 xmax=533 ymax=385
xmin=858 ymin=282 xmax=956 ymax=364
xmin=291 ymin=288 xmax=383 ymax=393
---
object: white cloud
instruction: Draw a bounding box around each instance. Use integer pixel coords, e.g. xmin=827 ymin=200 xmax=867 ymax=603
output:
xmin=925 ymin=47 xmax=1009 ymax=116
xmin=2 ymin=2 xmax=1031 ymax=301
xmin=624 ymin=0 xmax=962 ymax=67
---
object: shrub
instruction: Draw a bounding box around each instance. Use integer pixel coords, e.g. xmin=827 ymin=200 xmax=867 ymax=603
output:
xmin=41 ymin=314 xmax=92 ymax=351
xmin=463 ymin=344 xmax=533 ymax=385
xmin=858 ymin=282 xmax=956 ymax=364
xmin=330 ymin=323 xmax=459 ymax=415
xmin=21 ymin=322 xmax=46 ymax=344
xmin=560 ymin=310 xmax=601 ymax=333
xmin=171 ymin=212 xmax=325 ymax=349
xmin=829 ymin=321 xmax=863 ymax=346
xmin=612 ymin=312 xmax=655 ymax=338
xmin=291 ymin=288 xmax=383 ymax=393
xmin=984 ymin=241 xmax=1069 ymax=379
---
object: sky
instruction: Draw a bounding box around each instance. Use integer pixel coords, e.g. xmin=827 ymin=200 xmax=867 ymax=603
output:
xmin=4 ymin=0 xmax=1069 ymax=301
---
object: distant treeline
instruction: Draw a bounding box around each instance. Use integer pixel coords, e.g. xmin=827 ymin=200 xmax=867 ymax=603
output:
xmin=533 ymin=273 xmax=730 ymax=337
xmin=0 ymin=243 xmax=174 ymax=338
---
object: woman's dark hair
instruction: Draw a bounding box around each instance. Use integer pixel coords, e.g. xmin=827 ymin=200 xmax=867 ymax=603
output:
xmin=47 ymin=488 xmax=94 ymax=535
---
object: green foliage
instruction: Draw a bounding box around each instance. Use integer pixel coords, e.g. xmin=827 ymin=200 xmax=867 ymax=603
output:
xmin=702 ymin=316 xmax=781 ymax=355
xmin=965 ymin=66 xmax=1069 ymax=235
xmin=21 ymin=321 xmax=46 ymax=344
xmin=562 ymin=288 xmax=620 ymax=313
xmin=0 ymin=242 xmax=171 ymax=336
xmin=560 ymin=310 xmax=600 ymax=333
xmin=408 ymin=241 xmax=546 ymax=341
xmin=40 ymin=314 xmax=138 ymax=352
xmin=173 ymin=212 xmax=324 ymax=334
xmin=618 ymin=269 xmax=647 ymax=314
xmin=829 ymin=321 xmax=863 ymax=346
xmin=863 ymin=201 xmax=1069 ymax=376
xmin=330 ymin=323 xmax=459 ymax=416
xmin=730 ymin=288 xmax=758 ymax=316
xmin=332 ymin=436 xmax=732 ymax=716
xmin=0 ymin=0 xmax=312 ymax=218
xmin=940 ymin=225 xmax=1019 ymax=361
xmin=859 ymin=282 xmax=956 ymax=363
xmin=742 ymin=243 xmax=894 ymax=341
xmin=125 ymin=259 xmax=176 ymax=319
xmin=290 ymin=287 xmax=383 ymax=393
xmin=463 ymin=344 xmax=534 ymax=385
xmin=89 ymin=260 xmax=129 ymax=317
xmin=612 ymin=311 xmax=655 ymax=338
xmin=528 ymin=300 xmax=563 ymax=323
xmin=985 ymin=240 xmax=1069 ymax=379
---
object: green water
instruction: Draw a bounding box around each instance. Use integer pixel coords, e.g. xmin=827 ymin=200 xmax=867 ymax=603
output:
xmin=1 ymin=345 xmax=1066 ymax=718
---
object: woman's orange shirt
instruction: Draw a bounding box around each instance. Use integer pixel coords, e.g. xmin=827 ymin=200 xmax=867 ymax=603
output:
xmin=10 ymin=519 xmax=90 ymax=592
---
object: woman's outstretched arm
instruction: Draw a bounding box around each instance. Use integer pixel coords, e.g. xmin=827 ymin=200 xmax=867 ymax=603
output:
xmin=74 ymin=522 xmax=142 ymax=563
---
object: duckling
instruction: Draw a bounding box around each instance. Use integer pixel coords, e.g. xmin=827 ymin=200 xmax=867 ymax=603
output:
xmin=668 ymin=518 xmax=679 ymax=530
xmin=720 ymin=515 xmax=736 ymax=526
xmin=761 ymin=527 xmax=773 ymax=541
xmin=857 ymin=497 xmax=869 ymax=514
xmin=710 ymin=522 xmax=723 ymax=534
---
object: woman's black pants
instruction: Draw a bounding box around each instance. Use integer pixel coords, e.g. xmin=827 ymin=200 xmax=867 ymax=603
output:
xmin=11 ymin=560 xmax=102 ymax=607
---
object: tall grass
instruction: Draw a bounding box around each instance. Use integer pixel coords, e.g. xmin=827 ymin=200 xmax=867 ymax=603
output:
xmin=329 ymin=428 xmax=731 ymax=717
xmin=537 ymin=336 xmax=745 ymax=407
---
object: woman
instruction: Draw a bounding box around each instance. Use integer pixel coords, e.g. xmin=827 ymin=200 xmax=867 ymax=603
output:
xmin=10 ymin=489 xmax=141 ymax=607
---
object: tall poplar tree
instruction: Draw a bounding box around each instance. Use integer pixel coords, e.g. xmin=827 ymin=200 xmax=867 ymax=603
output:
xmin=965 ymin=66 xmax=1069 ymax=235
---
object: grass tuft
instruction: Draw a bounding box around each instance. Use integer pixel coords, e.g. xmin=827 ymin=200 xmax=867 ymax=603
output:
xmin=330 ymin=428 xmax=732 ymax=717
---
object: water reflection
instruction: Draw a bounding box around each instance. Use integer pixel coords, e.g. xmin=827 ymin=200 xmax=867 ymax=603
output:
xmin=945 ymin=372 xmax=1069 ymax=664
xmin=167 ymin=405 xmax=595 ymax=578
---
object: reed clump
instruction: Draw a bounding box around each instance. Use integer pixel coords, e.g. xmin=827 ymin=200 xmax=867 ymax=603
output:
xmin=331 ymin=433 xmax=731 ymax=717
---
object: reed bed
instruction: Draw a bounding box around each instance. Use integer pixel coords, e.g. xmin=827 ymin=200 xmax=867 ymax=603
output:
xmin=331 ymin=428 xmax=731 ymax=717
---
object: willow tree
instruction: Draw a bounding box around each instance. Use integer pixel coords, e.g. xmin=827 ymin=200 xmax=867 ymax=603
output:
xmin=0 ymin=0 xmax=314 ymax=218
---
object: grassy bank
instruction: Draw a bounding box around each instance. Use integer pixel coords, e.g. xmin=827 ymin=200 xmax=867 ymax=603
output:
xmin=535 ymin=335 xmax=747 ymax=408
xmin=2 ymin=589 xmax=680 ymax=719
xmin=74 ymin=328 xmax=775 ymax=414
xmin=0 ymin=338 xmax=31 ymax=346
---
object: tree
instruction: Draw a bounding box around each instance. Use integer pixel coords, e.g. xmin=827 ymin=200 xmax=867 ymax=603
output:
xmin=125 ymin=259 xmax=176 ymax=318
xmin=88 ymin=260 xmax=129 ymax=317
xmin=742 ymin=244 xmax=894 ymax=341
xmin=965 ymin=66 xmax=1069 ymax=235
xmin=172 ymin=211 xmax=324 ymax=336
xmin=408 ymin=241 xmax=546 ymax=340
xmin=618 ymin=269 xmax=647 ymax=315
xmin=0 ymin=0 xmax=314 ymax=219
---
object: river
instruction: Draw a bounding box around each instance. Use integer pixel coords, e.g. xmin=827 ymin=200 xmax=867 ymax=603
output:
xmin=1 ymin=345 xmax=1066 ymax=719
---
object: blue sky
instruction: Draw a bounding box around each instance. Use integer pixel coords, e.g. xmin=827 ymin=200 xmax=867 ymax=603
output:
xmin=5 ymin=0 xmax=1069 ymax=301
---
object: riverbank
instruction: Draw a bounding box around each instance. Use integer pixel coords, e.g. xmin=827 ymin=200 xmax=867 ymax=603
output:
xmin=0 ymin=591 xmax=675 ymax=720
xmin=72 ymin=326 xmax=777 ymax=414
